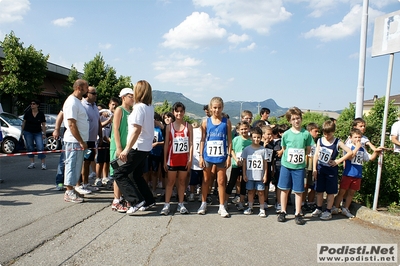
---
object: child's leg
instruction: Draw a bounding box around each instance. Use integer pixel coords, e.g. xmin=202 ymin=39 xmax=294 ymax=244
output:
xmin=308 ymin=188 xmax=315 ymax=204
xmin=177 ymin=170 xmax=188 ymax=203
xmin=151 ymin=170 xmax=158 ymax=193
xmin=201 ymin=167 xmax=212 ymax=202
xmin=258 ymin=190 xmax=265 ymax=210
xmin=334 ymin=188 xmax=347 ymax=208
xmin=216 ymin=167 xmax=227 ymax=207
xmin=113 ymin=181 xmax=122 ymax=200
xmin=96 ymin=162 xmax=104 ymax=178
xmin=294 ymin=192 xmax=303 ymax=215
xmin=247 ymin=189 xmax=255 ymax=208
xmin=280 ymin=189 xmax=289 ymax=212
xmin=344 ymin=189 xmax=356 ymax=209
xmin=316 ymin=192 xmax=324 ymax=208
xmin=226 ymin=167 xmax=240 ymax=202
xmin=326 ymin=194 xmax=335 ymax=209
xmin=165 ymin=170 xmax=177 ymax=203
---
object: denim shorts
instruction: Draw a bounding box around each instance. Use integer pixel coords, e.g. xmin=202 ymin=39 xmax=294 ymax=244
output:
xmin=277 ymin=166 xmax=305 ymax=193
xmin=246 ymin=180 xmax=265 ymax=191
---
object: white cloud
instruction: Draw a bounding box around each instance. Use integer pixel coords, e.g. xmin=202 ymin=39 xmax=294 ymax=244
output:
xmin=227 ymin=33 xmax=249 ymax=44
xmin=240 ymin=42 xmax=256 ymax=51
xmin=128 ymin=47 xmax=143 ymax=53
xmin=303 ymin=5 xmax=383 ymax=42
xmin=162 ymin=12 xmax=227 ymax=49
xmin=153 ymin=53 xmax=229 ymax=100
xmin=0 ymin=0 xmax=30 ymax=24
xmin=52 ymin=17 xmax=75 ymax=27
xmin=193 ymin=0 xmax=292 ymax=34
xmin=99 ymin=43 xmax=112 ymax=49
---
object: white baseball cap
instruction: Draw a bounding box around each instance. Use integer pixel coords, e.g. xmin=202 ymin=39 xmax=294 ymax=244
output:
xmin=119 ymin=88 xmax=134 ymax=97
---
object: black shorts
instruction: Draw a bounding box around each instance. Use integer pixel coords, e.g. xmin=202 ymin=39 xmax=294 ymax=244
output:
xmin=148 ymin=154 xmax=162 ymax=171
xmin=167 ymin=165 xmax=188 ymax=171
xmin=96 ymin=142 xmax=110 ymax=163
xmin=84 ymin=141 xmax=96 ymax=161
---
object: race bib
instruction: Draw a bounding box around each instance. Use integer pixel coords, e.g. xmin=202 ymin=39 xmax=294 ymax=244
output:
xmin=287 ymin=148 xmax=305 ymax=165
xmin=265 ymin=148 xmax=273 ymax=162
xmin=247 ymin=155 xmax=263 ymax=170
xmin=318 ymin=147 xmax=333 ymax=165
xmin=194 ymin=137 xmax=201 ymax=154
xmin=236 ymin=151 xmax=242 ymax=160
xmin=207 ymin=140 xmax=225 ymax=157
xmin=351 ymin=151 xmax=364 ymax=166
xmin=173 ymin=136 xmax=189 ymax=154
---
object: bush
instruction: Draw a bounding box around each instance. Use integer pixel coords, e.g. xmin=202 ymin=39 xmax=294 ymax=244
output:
xmin=337 ymin=99 xmax=400 ymax=206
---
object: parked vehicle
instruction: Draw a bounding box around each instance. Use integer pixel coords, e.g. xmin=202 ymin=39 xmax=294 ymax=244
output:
xmin=18 ymin=113 xmax=63 ymax=151
xmin=0 ymin=112 xmax=23 ymax=154
xmin=44 ymin=114 xmax=63 ymax=151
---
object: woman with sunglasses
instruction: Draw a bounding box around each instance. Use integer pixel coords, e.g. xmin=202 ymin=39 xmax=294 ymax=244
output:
xmin=21 ymin=99 xmax=47 ymax=169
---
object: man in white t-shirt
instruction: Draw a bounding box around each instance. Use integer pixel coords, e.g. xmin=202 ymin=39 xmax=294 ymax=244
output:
xmin=390 ymin=118 xmax=400 ymax=153
xmin=62 ymin=79 xmax=89 ymax=203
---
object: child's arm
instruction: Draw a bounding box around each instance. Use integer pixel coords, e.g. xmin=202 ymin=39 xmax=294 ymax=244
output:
xmin=262 ymin=159 xmax=268 ymax=183
xmin=352 ymin=140 xmax=362 ymax=157
xmin=330 ymin=141 xmax=353 ymax=167
xmin=186 ymin=123 xmax=194 ymax=170
xmin=370 ymin=147 xmax=383 ymax=161
xmin=312 ymin=140 xmax=320 ymax=179
xmin=242 ymin=157 xmax=248 ymax=182
xmin=365 ymin=141 xmax=377 ymax=152
xmin=163 ymin=124 xmax=171 ymax=172
xmin=226 ymin=119 xmax=233 ymax=168
xmin=199 ymin=119 xmax=207 ymax=168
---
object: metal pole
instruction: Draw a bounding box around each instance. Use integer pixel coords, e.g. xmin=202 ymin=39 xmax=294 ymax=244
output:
xmin=372 ymin=53 xmax=394 ymax=211
xmin=355 ymin=0 xmax=369 ymax=118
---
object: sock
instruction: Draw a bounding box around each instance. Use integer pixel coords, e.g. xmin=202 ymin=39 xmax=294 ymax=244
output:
xmin=317 ymin=206 xmax=322 ymax=210
xmin=178 ymin=202 xmax=184 ymax=207
xmin=113 ymin=199 xmax=119 ymax=204
xmin=326 ymin=209 xmax=331 ymax=213
xmin=219 ymin=204 xmax=225 ymax=210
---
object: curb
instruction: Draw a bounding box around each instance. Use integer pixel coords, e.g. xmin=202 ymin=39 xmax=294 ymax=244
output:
xmin=350 ymin=202 xmax=400 ymax=231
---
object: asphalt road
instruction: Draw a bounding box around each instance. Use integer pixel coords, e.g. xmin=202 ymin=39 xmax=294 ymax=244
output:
xmin=0 ymin=153 xmax=399 ymax=266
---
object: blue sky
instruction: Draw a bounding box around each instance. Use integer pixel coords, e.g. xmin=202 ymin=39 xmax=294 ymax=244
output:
xmin=0 ymin=0 xmax=399 ymax=111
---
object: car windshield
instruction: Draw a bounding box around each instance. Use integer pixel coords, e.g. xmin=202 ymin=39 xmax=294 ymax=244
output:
xmin=0 ymin=113 xmax=23 ymax=126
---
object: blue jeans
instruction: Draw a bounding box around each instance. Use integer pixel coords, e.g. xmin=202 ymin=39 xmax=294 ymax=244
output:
xmin=23 ymin=131 xmax=46 ymax=159
xmin=64 ymin=142 xmax=84 ymax=187
xmin=55 ymin=145 xmax=65 ymax=185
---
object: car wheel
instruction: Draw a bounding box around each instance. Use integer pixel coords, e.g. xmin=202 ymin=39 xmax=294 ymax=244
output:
xmin=46 ymin=136 xmax=61 ymax=151
xmin=1 ymin=137 xmax=17 ymax=154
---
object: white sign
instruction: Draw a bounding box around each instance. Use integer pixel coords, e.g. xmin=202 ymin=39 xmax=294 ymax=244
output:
xmin=372 ymin=10 xmax=400 ymax=57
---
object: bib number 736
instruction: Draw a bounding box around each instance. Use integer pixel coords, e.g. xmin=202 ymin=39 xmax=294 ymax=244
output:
xmin=287 ymin=148 xmax=305 ymax=164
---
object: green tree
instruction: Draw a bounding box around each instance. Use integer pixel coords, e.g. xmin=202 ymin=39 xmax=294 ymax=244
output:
xmin=154 ymin=100 xmax=195 ymax=123
xmin=0 ymin=31 xmax=49 ymax=114
xmin=301 ymin=111 xmax=330 ymax=129
xmin=82 ymin=53 xmax=131 ymax=106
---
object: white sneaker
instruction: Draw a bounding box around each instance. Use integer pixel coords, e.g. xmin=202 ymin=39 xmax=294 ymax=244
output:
xmin=258 ymin=209 xmax=266 ymax=217
xmin=231 ymin=195 xmax=240 ymax=204
xmin=197 ymin=203 xmax=207 ymax=215
xmin=331 ymin=206 xmax=339 ymax=215
xmin=219 ymin=207 xmax=230 ymax=218
xmin=160 ymin=204 xmax=170 ymax=215
xmin=312 ymin=208 xmax=322 ymax=217
xmin=244 ymin=207 xmax=253 ymax=215
xmin=84 ymin=184 xmax=99 ymax=192
xmin=41 ymin=163 xmax=46 ymax=170
xmin=320 ymin=211 xmax=332 ymax=220
xmin=75 ymin=185 xmax=92 ymax=195
xmin=128 ymin=201 xmax=145 ymax=216
xmin=89 ymin=172 xmax=96 ymax=179
xmin=341 ymin=207 xmax=355 ymax=219
xmin=93 ymin=178 xmax=103 ymax=187
xmin=188 ymin=193 xmax=195 ymax=202
xmin=177 ymin=204 xmax=189 ymax=214
xmin=27 ymin=163 xmax=35 ymax=169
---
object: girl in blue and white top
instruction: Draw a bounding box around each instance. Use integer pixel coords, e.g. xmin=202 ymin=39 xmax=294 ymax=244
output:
xmin=198 ymin=97 xmax=232 ymax=217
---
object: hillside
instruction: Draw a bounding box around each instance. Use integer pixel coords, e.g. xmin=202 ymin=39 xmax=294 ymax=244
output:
xmin=152 ymin=90 xmax=287 ymax=124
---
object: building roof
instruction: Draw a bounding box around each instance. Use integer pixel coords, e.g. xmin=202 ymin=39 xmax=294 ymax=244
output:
xmin=362 ymin=94 xmax=400 ymax=106
xmin=0 ymin=46 xmax=81 ymax=77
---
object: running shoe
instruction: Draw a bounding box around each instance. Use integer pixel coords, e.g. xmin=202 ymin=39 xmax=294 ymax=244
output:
xmin=295 ymin=214 xmax=306 ymax=225
xmin=277 ymin=211 xmax=287 ymax=222
xmin=160 ymin=204 xmax=170 ymax=215
xmin=188 ymin=193 xmax=195 ymax=202
xmin=219 ymin=208 xmax=230 ymax=218
xmin=311 ymin=209 xmax=322 ymax=217
xmin=237 ymin=202 xmax=244 ymax=211
xmin=64 ymin=192 xmax=83 ymax=203
xmin=258 ymin=209 xmax=266 ymax=217
xmin=341 ymin=207 xmax=355 ymax=219
xmin=177 ymin=204 xmax=190 ymax=214
xmin=93 ymin=178 xmax=103 ymax=187
xmin=244 ymin=207 xmax=253 ymax=215
xmin=197 ymin=203 xmax=207 ymax=215
xmin=331 ymin=206 xmax=339 ymax=215
xmin=112 ymin=202 xmax=128 ymax=213
xmin=27 ymin=163 xmax=35 ymax=169
xmin=56 ymin=183 xmax=64 ymax=191
xmin=231 ymin=195 xmax=240 ymax=204
xmin=41 ymin=163 xmax=47 ymax=170
xmin=75 ymin=185 xmax=92 ymax=195
xmin=127 ymin=201 xmax=145 ymax=216
xmin=320 ymin=211 xmax=332 ymax=220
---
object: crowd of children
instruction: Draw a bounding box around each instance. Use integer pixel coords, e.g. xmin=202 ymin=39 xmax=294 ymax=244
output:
xmin=63 ymin=92 xmax=384 ymax=225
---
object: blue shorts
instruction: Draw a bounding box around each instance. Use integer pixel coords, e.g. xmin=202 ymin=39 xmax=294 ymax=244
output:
xmin=246 ymin=180 xmax=265 ymax=191
xmin=277 ymin=166 xmax=305 ymax=193
xmin=315 ymin=172 xmax=338 ymax=194
xmin=148 ymin=154 xmax=161 ymax=172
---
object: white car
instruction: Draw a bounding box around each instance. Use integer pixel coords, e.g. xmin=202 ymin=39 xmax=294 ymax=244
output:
xmin=0 ymin=112 xmax=23 ymax=154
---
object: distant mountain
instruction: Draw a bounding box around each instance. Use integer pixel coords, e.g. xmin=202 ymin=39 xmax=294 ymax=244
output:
xmin=153 ymin=90 xmax=287 ymax=124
